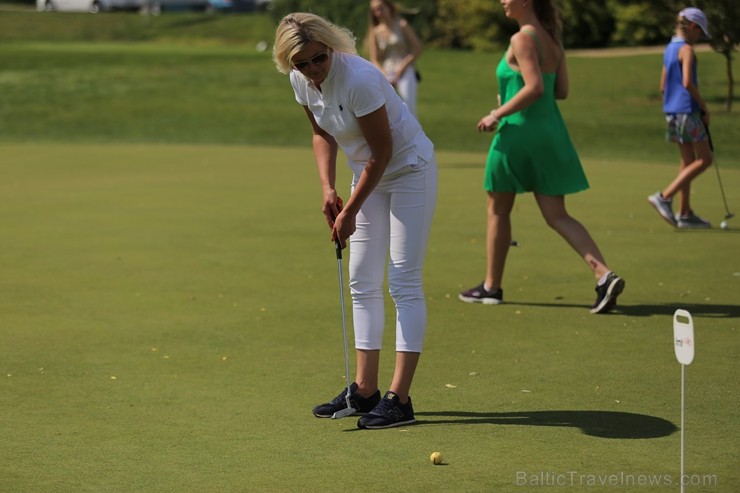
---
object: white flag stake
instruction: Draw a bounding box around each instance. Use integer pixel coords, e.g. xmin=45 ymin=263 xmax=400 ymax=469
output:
xmin=673 ymin=309 xmax=695 ymax=493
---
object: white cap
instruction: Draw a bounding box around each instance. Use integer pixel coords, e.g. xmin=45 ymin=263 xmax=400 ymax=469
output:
xmin=679 ymin=7 xmax=710 ymax=38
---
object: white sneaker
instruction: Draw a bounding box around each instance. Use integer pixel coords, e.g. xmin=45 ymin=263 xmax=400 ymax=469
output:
xmin=647 ymin=192 xmax=677 ymax=227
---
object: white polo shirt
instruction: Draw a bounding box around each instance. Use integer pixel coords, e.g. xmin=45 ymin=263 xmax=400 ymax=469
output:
xmin=290 ymin=51 xmax=434 ymax=176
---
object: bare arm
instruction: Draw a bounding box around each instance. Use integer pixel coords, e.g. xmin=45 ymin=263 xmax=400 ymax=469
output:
xmin=394 ymin=19 xmax=423 ymax=78
xmin=660 ymin=66 xmax=667 ymax=97
xmin=367 ymin=29 xmax=382 ymax=69
xmin=679 ymin=44 xmax=708 ymax=122
xmin=302 ymin=106 xmax=342 ymax=229
xmin=332 ymin=105 xmax=393 ymax=246
xmin=478 ymin=32 xmax=544 ymax=131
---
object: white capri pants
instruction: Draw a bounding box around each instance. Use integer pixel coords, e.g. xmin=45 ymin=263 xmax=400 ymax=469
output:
xmin=349 ymin=156 xmax=437 ymax=353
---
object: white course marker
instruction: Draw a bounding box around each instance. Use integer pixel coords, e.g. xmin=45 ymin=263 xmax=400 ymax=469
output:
xmin=673 ymin=309 xmax=695 ymax=493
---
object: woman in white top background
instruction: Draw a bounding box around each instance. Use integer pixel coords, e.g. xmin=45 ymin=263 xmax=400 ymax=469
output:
xmin=367 ymin=0 xmax=423 ymax=117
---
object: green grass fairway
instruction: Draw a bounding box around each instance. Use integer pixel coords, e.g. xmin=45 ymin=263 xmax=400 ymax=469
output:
xmin=1 ymin=143 xmax=738 ymax=492
xmin=0 ymin=12 xmax=738 ymax=492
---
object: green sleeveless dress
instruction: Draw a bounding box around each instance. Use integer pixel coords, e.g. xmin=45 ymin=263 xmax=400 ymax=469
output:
xmin=484 ymin=32 xmax=589 ymax=195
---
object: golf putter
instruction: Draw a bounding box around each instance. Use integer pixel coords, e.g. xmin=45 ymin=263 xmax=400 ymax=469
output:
xmin=331 ymin=238 xmax=357 ymax=419
xmin=705 ymin=122 xmax=734 ymax=222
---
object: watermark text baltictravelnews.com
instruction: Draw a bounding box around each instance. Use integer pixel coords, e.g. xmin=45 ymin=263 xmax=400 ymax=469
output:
xmin=515 ymin=471 xmax=718 ymax=488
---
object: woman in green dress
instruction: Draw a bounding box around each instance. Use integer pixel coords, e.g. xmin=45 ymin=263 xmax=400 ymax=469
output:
xmin=459 ymin=0 xmax=625 ymax=314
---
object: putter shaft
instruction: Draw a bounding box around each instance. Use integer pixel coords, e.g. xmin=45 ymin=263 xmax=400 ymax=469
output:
xmin=706 ymin=124 xmax=734 ymax=220
xmin=331 ymin=240 xmax=357 ymax=419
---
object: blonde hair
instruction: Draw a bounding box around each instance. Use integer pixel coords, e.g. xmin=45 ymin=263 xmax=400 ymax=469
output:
xmin=677 ymin=14 xmax=692 ymax=37
xmin=273 ymin=12 xmax=358 ymax=74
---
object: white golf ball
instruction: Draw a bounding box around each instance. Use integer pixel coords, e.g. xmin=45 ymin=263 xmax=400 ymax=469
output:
xmin=720 ymin=220 xmax=728 ymax=229
xmin=256 ymin=41 xmax=268 ymax=53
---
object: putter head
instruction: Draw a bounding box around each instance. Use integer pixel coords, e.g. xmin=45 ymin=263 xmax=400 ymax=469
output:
xmin=726 ymin=213 xmax=735 ymax=220
xmin=331 ymin=394 xmax=357 ymax=419
xmin=331 ymin=407 xmax=357 ymax=419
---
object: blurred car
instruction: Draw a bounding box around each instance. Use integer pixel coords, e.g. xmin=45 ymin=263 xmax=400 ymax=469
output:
xmin=142 ymin=0 xmax=210 ymax=13
xmin=37 ymin=0 xmax=267 ymax=14
xmin=37 ymin=0 xmax=142 ymax=12
xmin=206 ymin=0 xmax=270 ymax=13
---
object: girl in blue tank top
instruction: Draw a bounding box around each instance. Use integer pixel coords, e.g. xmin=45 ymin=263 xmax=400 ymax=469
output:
xmin=648 ymin=7 xmax=714 ymax=229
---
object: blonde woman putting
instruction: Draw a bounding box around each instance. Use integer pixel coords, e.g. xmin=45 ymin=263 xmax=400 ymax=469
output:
xmin=273 ymin=12 xmax=437 ymax=429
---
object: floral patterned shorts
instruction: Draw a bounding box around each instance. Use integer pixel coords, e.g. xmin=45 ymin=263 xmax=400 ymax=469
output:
xmin=665 ymin=112 xmax=707 ymax=144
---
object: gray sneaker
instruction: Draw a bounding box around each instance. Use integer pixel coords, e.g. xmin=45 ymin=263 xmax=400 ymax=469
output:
xmin=676 ymin=211 xmax=711 ymax=229
xmin=647 ymin=192 xmax=677 ymax=227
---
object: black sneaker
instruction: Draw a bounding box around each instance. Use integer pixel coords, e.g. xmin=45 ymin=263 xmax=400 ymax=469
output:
xmin=590 ymin=272 xmax=625 ymax=314
xmin=312 ymin=382 xmax=381 ymax=418
xmin=357 ymin=391 xmax=416 ymax=429
xmin=458 ymin=282 xmax=503 ymax=305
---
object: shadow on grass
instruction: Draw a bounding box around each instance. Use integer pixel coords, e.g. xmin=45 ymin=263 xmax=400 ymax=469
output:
xmin=674 ymin=228 xmax=740 ymax=235
xmin=507 ymin=301 xmax=740 ymax=318
xmin=413 ymin=410 xmax=677 ymax=439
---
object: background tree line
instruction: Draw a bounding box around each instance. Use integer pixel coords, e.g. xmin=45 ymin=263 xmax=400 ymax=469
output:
xmin=271 ymin=0 xmax=735 ymax=51
xmin=271 ymin=0 xmax=737 ymax=109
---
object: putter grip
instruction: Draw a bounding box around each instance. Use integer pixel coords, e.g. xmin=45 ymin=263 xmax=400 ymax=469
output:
xmin=706 ymin=126 xmax=714 ymax=152
xmin=330 ymin=210 xmax=343 ymax=260
xmin=702 ymin=112 xmax=714 ymax=151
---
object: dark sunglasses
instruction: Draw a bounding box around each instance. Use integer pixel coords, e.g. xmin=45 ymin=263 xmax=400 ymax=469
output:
xmin=293 ymin=52 xmax=330 ymax=71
